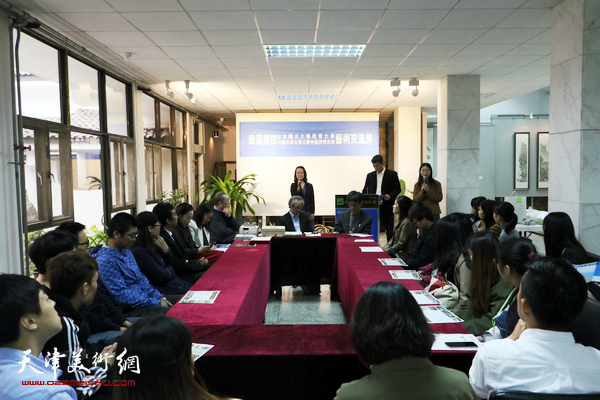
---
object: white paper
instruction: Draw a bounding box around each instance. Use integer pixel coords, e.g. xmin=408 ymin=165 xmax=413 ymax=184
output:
xmin=304 ymin=232 xmax=322 ymax=236
xmin=349 ymin=233 xmax=372 ymax=238
xmin=378 ymin=258 xmax=408 ymax=266
xmin=355 ymin=239 xmax=374 ymax=242
xmin=285 ymin=231 xmax=303 ymax=236
xmin=179 ymin=291 xmax=220 ymax=304
xmin=192 ymin=343 xmax=214 ymax=361
xmin=421 ymin=305 xmax=463 ymax=323
xmin=251 ymin=236 xmax=272 ymax=242
xmin=410 ymin=290 xmax=440 ymax=305
xmin=432 ymin=334 xmax=481 ymax=351
xmin=360 ymin=246 xmax=385 ymax=253
xmin=388 ymin=270 xmax=421 ymax=280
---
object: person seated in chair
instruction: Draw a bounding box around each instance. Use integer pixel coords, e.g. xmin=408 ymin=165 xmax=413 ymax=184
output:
xmin=334 ymin=190 xmax=373 ymax=234
xmin=469 ymin=257 xmax=600 ymax=399
xmin=277 ymin=196 xmax=312 ymax=233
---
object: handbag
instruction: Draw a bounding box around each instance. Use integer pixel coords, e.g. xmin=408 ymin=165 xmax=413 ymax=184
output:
xmin=426 ymin=277 xmax=459 ymax=310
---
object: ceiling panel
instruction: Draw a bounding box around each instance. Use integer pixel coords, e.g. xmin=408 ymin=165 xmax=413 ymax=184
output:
xmin=455 ymin=0 xmax=527 ymax=8
xmin=106 ymin=0 xmax=183 ymax=12
xmin=421 ymin=29 xmax=488 ymax=44
xmin=457 ymin=43 xmax=517 ymax=56
xmin=316 ymin=30 xmax=373 ymax=45
xmin=222 ymin=58 xmax=269 ymax=68
xmin=318 ymin=10 xmax=384 ymax=30
xmin=504 ymin=43 xmax=550 ymax=56
xmin=228 ymin=67 xmax=272 ymax=76
xmin=123 ymin=12 xmax=197 ymax=31
xmin=250 ymin=0 xmax=319 ymax=11
xmin=56 ymin=12 xmax=137 ymax=32
xmin=437 ymin=9 xmax=514 ymax=29
xmin=87 ymin=31 xmax=156 ymax=46
xmin=474 ymin=28 xmax=546 ymax=44
xmin=179 ymin=0 xmax=251 ymax=11
xmin=399 ymin=56 xmax=449 ymax=66
xmin=410 ymin=44 xmax=468 ymax=56
xmin=496 ymin=8 xmax=552 ymax=28
xmin=369 ymin=29 xmax=431 ymax=45
xmin=202 ymin=30 xmax=262 ymax=46
xmin=361 ymin=44 xmax=415 ymax=57
xmin=176 ymin=58 xmax=224 ymax=69
xmin=211 ymin=45 xmax=266 ymax=58
xmin=255 ymin=11 xmax=318 ymax=30
xmin=260 ymin=30 xmax=316 ymax=45
xmin=162 ymin=46 xmax=216 ymax=58
xmin=321 ymin=0 xmax=391 ymax=10
xmin=109 ymin=46 xmax=168 ymax=59
xmin=35 ymin=0 xmax=115 ymax=12
xmin=378 ymin=10 xmax=449 ymax=29
xmin=188 ymin=11 xmax=257 ymax=30
xmin=145 ymin=31 xmax=209 ymax=46
xmin=388 ymin=0 xmax=459 ymax=10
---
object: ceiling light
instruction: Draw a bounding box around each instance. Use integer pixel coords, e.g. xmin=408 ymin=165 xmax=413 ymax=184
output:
xmin=265 ymin=44 xmax=365 ymax=58
xmin=409 ymin=78 xmax=419 ymax=97
xmin=212 ymin=130 xmax=219 ymax=138
xmin=123 ymin=52 xmax=133 ymax=61
xmin=184 ymin=80 xmax=194 ymax=101
xmin=391 ymin=78 xmax=401 ymax=97
xmin=278 ymin=94 xmax=339 ymax=100
xmin=412 ymin=88 xmax=419 ymax=97
xmin=164 ymin=80 xmax=174 ymax=99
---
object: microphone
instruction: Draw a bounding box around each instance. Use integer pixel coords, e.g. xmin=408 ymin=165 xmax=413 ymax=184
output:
xmin=423 ymin=176 xmax=429 ymax=184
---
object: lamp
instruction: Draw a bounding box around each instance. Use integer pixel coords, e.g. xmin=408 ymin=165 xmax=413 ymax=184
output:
xmin=164 ymin=80 xmax=174 ymax=99
xmin=390 ymin=78 xmax=401 ymax=97
xmin=212 ymin=130 xmax=219 ymax=138
xmin=184 ymin=80 xmax=194 ymax=101
xmin=409 ymin=78 xmax=419 ymax=97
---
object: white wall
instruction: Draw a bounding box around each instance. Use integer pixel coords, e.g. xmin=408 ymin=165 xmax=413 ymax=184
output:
xmin=480 ymin=89 xmax=550 ymax=123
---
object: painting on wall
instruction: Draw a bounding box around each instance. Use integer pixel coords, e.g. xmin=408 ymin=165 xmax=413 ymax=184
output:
xmin=514 ymin=132 xmax=530 ymax=190
xmin=537 ymin=132 xmax=549 ymax=190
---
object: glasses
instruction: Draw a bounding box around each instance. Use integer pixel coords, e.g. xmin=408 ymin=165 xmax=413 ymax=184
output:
xmin=79 ymin=239 xmax=90 ymax=247
xmin=125 ymin=232 xmax=138 ymax=240
xmin=153 ymin=223 xmax=162 ymax=228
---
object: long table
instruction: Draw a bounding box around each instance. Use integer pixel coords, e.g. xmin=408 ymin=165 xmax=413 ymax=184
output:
xmin=168 ymin=234 xmax=475 ymax=400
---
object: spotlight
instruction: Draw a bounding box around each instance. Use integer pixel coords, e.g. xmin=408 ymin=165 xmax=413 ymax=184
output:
xmin=409 ymin=78 xmax=419 ymax=97
xmin=184 ymin=80 xmax=194 ymax=101
xmin=165 ymin=80 xmax=174 ymax=99
xmin=390 ymin=78 xmax=401 ymax=97
xmin=392 ymin=88 xmax=400 ymax=97
xmin=212 ymin=130 xmax=219 ymax=138
xmin=123 ymin=52 xmax=133 ymax=61
xmin=412 ymin=88 xmax=419 ymax=97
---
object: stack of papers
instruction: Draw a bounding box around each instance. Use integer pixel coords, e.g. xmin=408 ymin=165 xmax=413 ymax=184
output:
xmin=421 ymin=305 xmax=463 ymax=323
xmin=388 ymin=270 xmax=421 ymax=280
xmin=250 ymin=236 xmax=272 ymax=242
xmin=360 ymin=246 xmax=384 ymax=253
xmin=410 ymin=290 xmax=440 ymax=305
xmin=354 ymin=238 xmax=374 ymax=242
xmin=432 ymin=334 xmax=481 ymax=351
xmin=179 ymin=291 xmax=220 ymax=304
xmin=379 ymin=258 xmax=407 ymax=266
xmin=349 ymin=233 xmax=372 ymax=238
xmin=304 ymin=232 xmax=322 ymax=236
xmin=192 ymin=343 xmax=214 ymax=361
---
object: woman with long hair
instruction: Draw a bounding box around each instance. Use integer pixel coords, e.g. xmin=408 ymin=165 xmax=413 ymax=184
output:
xmin=112 ymin=315 xmax=234 ymax=400
xmin=412 ymin=162 xmax=443 ymax=221
xmin=454 ymin=231 xmax=512 ymax=335
xmin=543 ymin=212 xmax=589 ymax=264
xmin=335 ymin=281 xmax=475 ymax=399
xmin=383 ymin=196 xmax=416 ymax=258
xmin=131 ymin=212 xmax=191 ymax=295
xmin=470 ymin=196 xmax=487 ymax=232
xmin=493 ymin=201 xmax=519 ymax=242
xmin=176 ymin=203 xmax=221 ymax=265
xmin=477 ymin=199 xmax=500 ymax=239
xmin=290 ymin=166 xmax=315 ymax=224
xmin=191 ymin=203 xmax=215 ymax=247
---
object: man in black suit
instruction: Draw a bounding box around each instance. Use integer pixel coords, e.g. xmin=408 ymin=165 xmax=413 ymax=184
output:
xmin=277 ymin=196 xmax=313 ymax=233
xmin=209 ymin=191 xmax=241 ymax=244
xmin=362 ymin=154 xmax=401 ymax=241
xmin=334 ymin=191 xmax=373 ymax=234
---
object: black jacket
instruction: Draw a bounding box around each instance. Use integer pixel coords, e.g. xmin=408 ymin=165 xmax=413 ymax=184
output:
xmin=362 ymin=168 xmax=401 ymax=215
xmin=290 ymin=182 xmax=315 ymax=215
xmin=131 ymin=244 xmax=191 ymax=295
xmin=209 ymin=208 xmax=240 ymax=244
xmin=277 ymin=211 xmax=313 ymax=233
xmin=401 ymin=224 xmax=435 ymax=270
xmin=334 ymin=210 xmax=373 ymax=234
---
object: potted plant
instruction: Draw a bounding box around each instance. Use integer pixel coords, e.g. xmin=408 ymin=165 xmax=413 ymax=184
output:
xmin=199 ymin=171 xmax=266 ymax=219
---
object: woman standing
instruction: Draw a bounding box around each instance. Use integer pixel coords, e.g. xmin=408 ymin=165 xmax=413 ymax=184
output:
xmin=412 ymin=163 xmax=443 ymax=221
xmin=383 ymin=196 xmax=416 ymax=258
xmin=290 ymin=166 xmax=315 ymax=223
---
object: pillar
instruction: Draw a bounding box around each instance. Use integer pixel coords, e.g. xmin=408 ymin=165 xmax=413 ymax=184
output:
xmin=394 ymin=107 xmax=422 ymax=195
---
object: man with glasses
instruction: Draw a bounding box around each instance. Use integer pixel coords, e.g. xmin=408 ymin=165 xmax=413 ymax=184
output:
xmin=278 ymin=196 xmax=312 ymax=233
xmin=56 ymin=221 xmax=89 ymax=254
xmin=400 ymin=202 xmax=436 ymax=271
xmin=334 ymin=191 xmax=373 ymax=234
xmin=90 ymin=212 xmax=172 ymax=317
xmin=209 ymin=191 xmax=241 ymax=244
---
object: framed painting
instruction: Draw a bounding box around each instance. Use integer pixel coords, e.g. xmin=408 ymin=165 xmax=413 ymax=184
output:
xmin=537 ymin=132 xmax=549 ymax=189
xmin=514 ymin=132 xmax=530 ymax=190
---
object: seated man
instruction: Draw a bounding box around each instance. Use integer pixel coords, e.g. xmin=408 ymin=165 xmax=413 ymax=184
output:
xmin=90 ymin=212 xmax=173 ymax=317
xmin=29 ymin=230 xmax=78 ymax=287
xmin=56 ymin=221 xmax=90 ymax=254
xmin=401 ymin=202 xmax=435 ymax=270
xmin=334 ymin=190 xmax=373 ymax=234
xmin=278 ymin=195 xmax=313 ymax=233
xmin=209 ymin=191 xmax=240 ymax=244
xmin=469 ymin=258 xmax=600 ymax=398
xmin=43 ymin=251 xmax=114 ymax=398
xmin=0 ymin=274 xmax=76 ymax=400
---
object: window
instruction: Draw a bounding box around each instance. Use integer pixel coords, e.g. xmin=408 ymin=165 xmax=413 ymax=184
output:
xmin=161 ymin=147 xmax=173 ymax=194
xmin=175 ymin=110 xmax=184 ymax=148
xmin=106 ymin=76 xmax=128 ymax=136
xmin=159 ymin=102 xmax=172 ymax=145
xmin=68 ymin=57 xmax=100 ymax=131
xmin=145 ymin=144 xmax=162 ymax=202
xmin=143 ymin=95 xmax=156 ymax=140
xmin=71 ymin=131 xmax=104 ymax=229
xmin=17 ymin=33 xmax=61 ymax=123
xmin=176 ymin=149 xmax=188 ymax=191
xmin=110 ymin=138 xmax=135 ymax=209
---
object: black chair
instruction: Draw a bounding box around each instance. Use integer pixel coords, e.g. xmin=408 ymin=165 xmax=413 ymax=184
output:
xmin=572 ymin=298 xmax=600 ymax=350
xmin=490 ymin=390 xmax=600 ymax=400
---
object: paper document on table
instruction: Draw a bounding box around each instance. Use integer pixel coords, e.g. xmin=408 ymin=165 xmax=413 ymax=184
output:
xmin=574 ymin=261 xmax=600 ymax=282
xmin=379 ymin=258 xmax=408 ymax=267
xmin=179 ymin=291 xmax=220 ymax=304
xmin=192 ymin=343 xmax=214 ymax=361
xmin=251 ymin=236 xmax=272 ymax=242
xmin=410 ymin=290 xmax=440 ymax=305
xmin=349 ymin=233 xmax=372 ymax=238
xmin=355 ymin=238 xmax=374 ymax=242
xmin=360 ymin=246 xmax=384 ymax=253
xmin=421 ymin=305 xmax=463 ymax=323
xmin=389 ymin=270 xmax=421 ymax=280
xmin=285 ymin=231 xmax=303 ymax=236
xmin=304 ymin=232 xmax=321 ymax=236
xmin=215 ymin=244 xmax=229 ymax=252
xmin=432 ymin=334 xmax=481 ymax=351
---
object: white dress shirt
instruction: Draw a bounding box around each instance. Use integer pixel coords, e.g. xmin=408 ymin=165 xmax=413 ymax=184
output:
xmin=469 ymin=329 xmax=600 ymax=399
xmin=376 ymin=167 xmax=385 ymax=195
xmin=289 ymin=211 xmax=301 ymax=232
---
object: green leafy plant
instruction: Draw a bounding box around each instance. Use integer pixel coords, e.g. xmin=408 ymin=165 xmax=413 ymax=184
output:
xmin=162 ymin=187 xmax=189 ymax=207
xmin=199 ymin=171 xmax=266 ymax=217
xmin=87 ymin=224 xmax=108 ymax=247
xmin=87 ymin=175 xmax=102 ymax=190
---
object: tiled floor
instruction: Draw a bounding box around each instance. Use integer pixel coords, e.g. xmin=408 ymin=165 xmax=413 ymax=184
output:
xmin=264 ymin=285 xmax=347 ymax=325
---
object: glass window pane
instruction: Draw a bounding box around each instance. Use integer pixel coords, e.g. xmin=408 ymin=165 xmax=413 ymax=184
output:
xmin=159 ymin=103 xmax=171 ymax=144
xmin=145 ymin=144 xmax=154 ymax=200
xmin=153 ymin=146 xmax=162 ymax=198
xmin=68 ymin=57 xmax=100 ymax=131
xmin=123 ymin=141 xmax=135 ymax=204
xmin=161 ymin=148 xmax=172 ymax=194
xmin=71 ymin=132 xmax=104 ymax=229
xmin=23 ymin=128 xmax=40 ymax=223
xmin=143 ymin=95 xmax=155 ymax=140
xmin=110 ymin=141 xmax=124 ymax=207
xmin=176 ymin=150 xmax=188 ymax=191
xmin=18 ymin=34 xmax=61 ymax=123
xmin=106 ymin=76 xmax=128 ymax=136
xmin=175 ymin=111 xmax=184 ymax=148
xmin=49 ymin=131 xmax=66 ymax=218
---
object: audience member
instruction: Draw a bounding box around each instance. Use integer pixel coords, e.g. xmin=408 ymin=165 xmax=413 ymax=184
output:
xmin=362 ymin=155 xmax=401 ymax=242
xmin=29 ymin=230 xmax=78 ymax=287
xmin=470 ymin=196 xmax=487 ymax=233
xmin=112 ymin=315 xmax=234 ymax=400
xmin=401 ymin=202 xmax=436 ymax=270
xmin=383 ymin=195 xmax=416 ymax=258
xmin=43 ymin=251 xmax=114 ymax=398
xmin=543 ymin=211 xmax=590 ymax=264
xmin=290 ymin=166 xmax=315 ymax=224
xmin=412 ymin=162 xmax=443 ymax=221
xmin=335 ymin=281 xmax=475 ymax=400
xmin=209 ymin=191 xmax=240 ymax=244
xmin=483 ymin=238 xmax=537 ymax=340
xmin=469 ymin=258 xmax=600 ymax=398
xmin=278 ymin=195 xmax=312 ymax=232
xmin=56 ymin=221 xmax=90 ymax=254
xmin=334 ymin=191 xmax=373 ymax=234
xmin=477 ymin=200 xmax=500 ymax=239
xmin=455 ymin=231 xmax=512 ymax=335
xmin=190 ymin=204 xmax=222 ymax=264
xmin=131 ymin=211 xmax=191 ymax=295
xmin=154 ymin=202 xmax=207 ymax=284
xmin=493 ymin=201 xmax=519 ymax=242
xmin=90 ymin=212 xmax=172 ymax=317
xmin=0 ymin=275 xmax=77 ymax=400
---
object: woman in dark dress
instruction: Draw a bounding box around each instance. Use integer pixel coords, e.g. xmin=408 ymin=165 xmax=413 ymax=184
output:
xmin=290 ymin=166 xmax=315 ymax=224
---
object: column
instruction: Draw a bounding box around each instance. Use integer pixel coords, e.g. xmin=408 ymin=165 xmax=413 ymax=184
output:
xmin=393 ymin=107 xmax=422 ymax=195
xmin=437 ymin=75 xmax=480 ymax=216
xmin=549 ymin=0 xmax=600 ymax=254
xmin=0 ymin=13 xmax=23 ymax=274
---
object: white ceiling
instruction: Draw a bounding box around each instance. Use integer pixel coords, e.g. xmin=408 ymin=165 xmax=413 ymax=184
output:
xmin=11 ymin=0 xmax=562 ymax=122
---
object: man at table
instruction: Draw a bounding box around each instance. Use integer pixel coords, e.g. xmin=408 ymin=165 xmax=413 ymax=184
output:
xmin=335 ymin=191 xmax=373 ymax=234
xmin=278 ymin=196 xmax=312 ymax=233
xmin=209 ymin=191 xmax=240 ymax=244
xmin=362 ymin=155 xmax=401 ymax=242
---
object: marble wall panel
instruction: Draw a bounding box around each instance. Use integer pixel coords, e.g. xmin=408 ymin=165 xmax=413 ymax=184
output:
xmin=580 ymin=203 xmax=600 ymax=254
xmin=551 ymin=0 xmax=584 ymax=66
xmin=447 ymin=109 xmax=480 ymax=150
xmin=446 ymin=188 xmax=478 ymax=215
xmin=548 ymin=131 xmax=581 ymax=203
xmin=549 ymin=56 xmax=583 ymax=134
xmin=581 ymin=54 xmax=600 ymax=130
xmin=580 ymin=129 xmax=600 ymax=203
xmin=447 ymin=75 xmax=480 ymax=110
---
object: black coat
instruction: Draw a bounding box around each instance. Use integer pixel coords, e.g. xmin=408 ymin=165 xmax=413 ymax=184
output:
xmin=277 ymin=211 xmax=313 ymax=233
xmin=362 ymin=168 xmax=401 ymax=215
xmin=290 ymin=182 xmax=315 ymax=215
xmin=209 ymin=208 xmax=241 ymax=244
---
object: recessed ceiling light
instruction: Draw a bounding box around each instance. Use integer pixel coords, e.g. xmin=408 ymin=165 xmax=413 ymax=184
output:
xmin=278 ymin=94 xmax=339 ymax=100
xmin=265 ymin=45 xmax=365 ymax=58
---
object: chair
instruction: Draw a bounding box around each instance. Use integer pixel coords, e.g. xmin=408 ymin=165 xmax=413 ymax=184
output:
xmin=572 ymin=298 xmax=600 ymax=350
xmin=490 ymin=390 xmax=600 ymax=400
